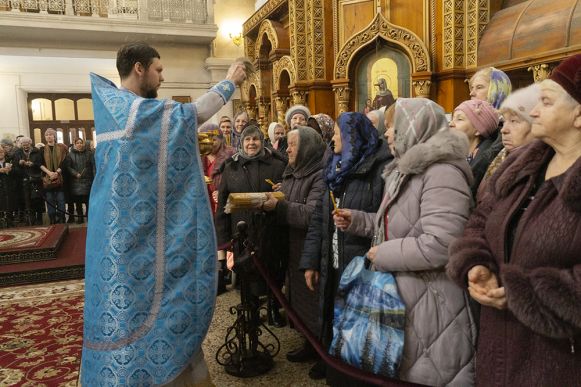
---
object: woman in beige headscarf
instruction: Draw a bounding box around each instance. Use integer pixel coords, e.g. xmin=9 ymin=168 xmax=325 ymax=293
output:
xmin=335 ymin=98 xmax=476 ymax=386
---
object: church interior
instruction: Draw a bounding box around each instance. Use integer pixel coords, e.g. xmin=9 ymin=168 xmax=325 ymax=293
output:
xmin=0 ymin=0 xmax=580 ymax=385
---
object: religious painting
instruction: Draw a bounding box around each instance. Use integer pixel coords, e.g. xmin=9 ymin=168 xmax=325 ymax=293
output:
xmin=232 ymin=98 xmax=243 ymax=115
xmin=355 ymin=44 xmax=411 ymax=113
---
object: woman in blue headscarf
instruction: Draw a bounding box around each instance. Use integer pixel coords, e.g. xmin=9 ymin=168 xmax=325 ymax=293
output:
xmin=298 ymin=112 xmax=393 ymax=381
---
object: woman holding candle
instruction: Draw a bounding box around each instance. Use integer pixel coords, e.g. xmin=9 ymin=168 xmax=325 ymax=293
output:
xmin=299 ymin=112 xmax=392 ymax=380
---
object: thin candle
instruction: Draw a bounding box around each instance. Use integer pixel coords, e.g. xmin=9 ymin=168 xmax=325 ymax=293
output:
xmin=329 ymin=191 xmax=338 ymax=212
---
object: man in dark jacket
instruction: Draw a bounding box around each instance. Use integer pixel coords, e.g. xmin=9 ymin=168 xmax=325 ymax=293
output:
xmin=13 ymin=137 xmax=44 ymax=225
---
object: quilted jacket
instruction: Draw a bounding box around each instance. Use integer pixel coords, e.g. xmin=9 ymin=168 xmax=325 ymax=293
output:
xmin=346 ymin=130 xmax=476 ymax=386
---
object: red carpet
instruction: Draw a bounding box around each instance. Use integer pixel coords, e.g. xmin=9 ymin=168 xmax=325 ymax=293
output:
xmin=0 ymin=280 xmax=84 ymax=386
xmin=0 ymin=227 xmax=86 ymax=287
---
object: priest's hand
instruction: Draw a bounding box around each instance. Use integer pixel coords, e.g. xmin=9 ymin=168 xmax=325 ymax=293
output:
xmin=226 ymin=62 xmax=247 ymax=86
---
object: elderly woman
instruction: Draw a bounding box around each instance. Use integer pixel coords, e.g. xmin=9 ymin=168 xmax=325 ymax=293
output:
xmin=286 ymin=104 xmax=311 ymax=130
xmin=449 ymin=99 xmax=499 ymax=195
xmin=215 ymin=124 xmax=287 ymax=298
xmin=65 ymin=138 xmax=95 ymax=223
xmin=383 ymin=104 xmax=396 ymax=154
xmin=366 ymin=108 xmax=386 ymax=136
xmin=266 ymin=121 xmax=287 ymax=153
xmin=469 ymin=67 xmax=512 ymax=110
xmin=261 ymin=125 xmax=326 ymax=351
xmin=219 ymin=116 xmax=233 ymax=146
xmin=0 ymin=147 xmax=16 ymax=227
xmin=13 ymin=137 xmax=44 ymax=225
xmin=480 ymin=83 xmax=540 ymax=190
xmin=307 ymin=113 xmax=335 ymax=144
xmin=299 ymin=112 xmax=392 ymax=380
xmin=335 ymin=99 xmax=475 ymax=386
xmin=447 ymin=54 xmax=581 ymax=386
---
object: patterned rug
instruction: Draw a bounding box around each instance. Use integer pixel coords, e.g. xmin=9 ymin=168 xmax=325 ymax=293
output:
xmin=0 ymin=279 xmax=325 ymax=387
xmin=0 ymin=280 xmax=84 ymax=387
xmin=0 ymin=225 xmax=68 ymax=266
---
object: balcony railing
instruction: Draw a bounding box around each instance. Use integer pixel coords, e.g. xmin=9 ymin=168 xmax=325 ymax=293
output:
xmin=0 ymin=0 xmax=208 ymax=23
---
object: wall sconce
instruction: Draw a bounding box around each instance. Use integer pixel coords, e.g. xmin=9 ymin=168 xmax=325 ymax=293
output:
xmin=229 ymin=32 xmax=243 ymax=47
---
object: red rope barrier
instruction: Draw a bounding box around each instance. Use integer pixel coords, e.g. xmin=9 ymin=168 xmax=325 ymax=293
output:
xmin=250 ymin=252 xmax=425 ymax=387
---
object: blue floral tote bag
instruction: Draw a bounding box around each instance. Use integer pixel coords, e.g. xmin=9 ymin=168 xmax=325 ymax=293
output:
xmin=329 ymin=255 xmax=405 ymax=378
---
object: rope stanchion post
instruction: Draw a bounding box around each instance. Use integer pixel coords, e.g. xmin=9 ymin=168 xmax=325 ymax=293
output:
xmin=215 ymin=221 xmax=281 ymax=377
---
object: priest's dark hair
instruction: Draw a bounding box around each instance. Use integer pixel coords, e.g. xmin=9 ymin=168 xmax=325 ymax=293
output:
xmin=116 ymin=42 xmax=161 ymax=79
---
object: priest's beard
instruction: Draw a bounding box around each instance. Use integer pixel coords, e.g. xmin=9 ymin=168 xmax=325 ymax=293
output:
xmin=143 ymin=87 xmax=158 ymax=99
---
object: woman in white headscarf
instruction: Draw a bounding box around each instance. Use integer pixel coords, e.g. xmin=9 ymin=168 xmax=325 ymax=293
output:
xmin=266 ymin=121 xmax=287 ymax=153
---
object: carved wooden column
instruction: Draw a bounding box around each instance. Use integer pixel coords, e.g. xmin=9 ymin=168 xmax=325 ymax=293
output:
xmin=331 ymin=79 xmax=350 ymax=115
xmin=411 ymin=72 xmax=432 ymax=98
xmin=10 ymin=0 xmax=21 ymax=11
xmin=412 ymin=79 xmax=432 ymax=98
xmin=257 ymin=99 xmax=271 ymax=134
xmin=273 ymin=95 xmax=288 ymax=127
xmin=65 ymin=0 xmax=74 ymax=15
xmin=38 ymin=0 xmax=48 ymax=13
xmin=527 ymin=63 xmax=555 ymax=83
xmin=290 ymin=87 xmax=308 ymax=106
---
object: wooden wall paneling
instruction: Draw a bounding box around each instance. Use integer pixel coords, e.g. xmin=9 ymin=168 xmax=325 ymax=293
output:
xmin=435 ymin=76 xmax=470 ymax=112
xmin=308 ymin=86 xmax=336 ymax=117
xmin=434 ymin=0 xmax=444 ymax=73
xmin=339 ymin=0 xmax=375 ymax=48
xmin=390 ymin=0 xmax=425 ymax=42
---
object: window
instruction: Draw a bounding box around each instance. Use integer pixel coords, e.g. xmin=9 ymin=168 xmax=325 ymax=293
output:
xmin=77 ymin=99 xmax=94 ymax=120
xmin=55 ymin=98 xmax=75 ymax=121
xmin=31 ymin=98 xmax=53 ymax=121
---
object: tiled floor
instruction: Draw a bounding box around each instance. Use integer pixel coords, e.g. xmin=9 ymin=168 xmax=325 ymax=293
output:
xmin=203 ymin=287 xmax=326 ymax=387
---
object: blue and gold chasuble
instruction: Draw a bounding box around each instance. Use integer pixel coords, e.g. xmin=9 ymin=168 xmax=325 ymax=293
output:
xmin=82 ymin=73 xmax=227 ymax=385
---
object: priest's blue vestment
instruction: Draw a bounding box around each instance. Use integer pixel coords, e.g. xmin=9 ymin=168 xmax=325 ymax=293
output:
xmin=81 ymin=73 xmax=233 ymax=386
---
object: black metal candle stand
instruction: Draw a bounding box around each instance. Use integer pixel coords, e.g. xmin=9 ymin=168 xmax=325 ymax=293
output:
xmin=215 ymin=221 xmax=280 ymax=377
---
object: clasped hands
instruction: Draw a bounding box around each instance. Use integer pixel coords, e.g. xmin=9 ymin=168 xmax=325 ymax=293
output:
xmin=467 ymin=265 xmax=507 ymax=310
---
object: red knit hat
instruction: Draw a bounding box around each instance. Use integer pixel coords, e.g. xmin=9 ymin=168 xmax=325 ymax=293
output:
xmin=550 ymin=54 xmax=581 ymax=105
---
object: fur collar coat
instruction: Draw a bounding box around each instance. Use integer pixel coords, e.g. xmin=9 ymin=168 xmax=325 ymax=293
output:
xmin=448 ymin=140 xmax=581 ymax=386
xmin=346 ymin=130 xmax=476 ymax=386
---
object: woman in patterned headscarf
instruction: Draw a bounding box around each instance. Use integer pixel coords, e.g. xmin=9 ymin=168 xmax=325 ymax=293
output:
xmin=299 ymin=112 xmax=392 ymax=380
xmin=335 ymin=98 xmax=476 ymax=386
xmin=307 ymin=113 xmax=335 ymax=144
xmin=469 ymin=67 xmax=512 ymax=109
xmin=465 ymin=67 xmax=512 ymax=195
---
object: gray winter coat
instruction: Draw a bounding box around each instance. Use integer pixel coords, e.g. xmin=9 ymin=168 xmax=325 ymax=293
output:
xmin=346 ymin=130 xmax=476 ymax=386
